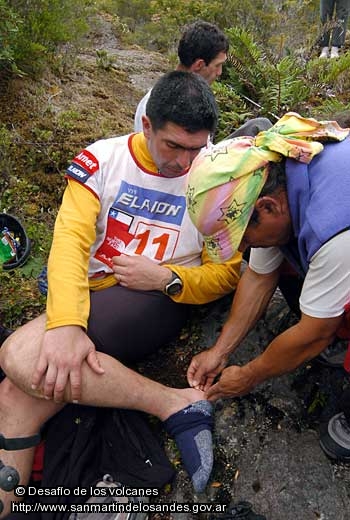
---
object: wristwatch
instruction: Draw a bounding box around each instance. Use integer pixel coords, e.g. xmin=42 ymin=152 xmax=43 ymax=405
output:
xmin=164 ymin=271 xmax=183 ymax=296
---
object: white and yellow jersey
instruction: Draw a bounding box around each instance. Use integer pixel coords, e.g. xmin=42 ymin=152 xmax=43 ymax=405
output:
xmin=66 ymin=133 xmax=203 ymax=277
xmin=46 ymin=133 xmax=241 ymax=330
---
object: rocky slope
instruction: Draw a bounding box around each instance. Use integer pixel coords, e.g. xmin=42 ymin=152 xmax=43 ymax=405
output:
xmin=1 ymin=15 xmax=350 ymax=520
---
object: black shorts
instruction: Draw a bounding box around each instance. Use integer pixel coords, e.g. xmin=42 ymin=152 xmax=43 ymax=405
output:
xmin=87 ymin=284 xmax=190 ymax=365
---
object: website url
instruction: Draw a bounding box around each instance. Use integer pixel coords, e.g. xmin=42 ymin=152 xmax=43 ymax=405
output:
xmin=11 ymin=500 xmax=228 ymax=515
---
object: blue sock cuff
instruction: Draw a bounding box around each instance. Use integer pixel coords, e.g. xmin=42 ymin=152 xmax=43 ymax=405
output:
xmin=163 ymin=400 xmax=214 ymax=436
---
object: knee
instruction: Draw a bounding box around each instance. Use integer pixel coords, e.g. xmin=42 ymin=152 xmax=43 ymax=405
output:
xmin=0 ymin=314 xmax=44 ymax=386
xmin=0 ymin=377 xmax=26 ymax=411
xmin=1 ymin=333 xmax=16 ymax=377
xmin=0 ymin=377 xmax=57 ymax=432
xmin=0 ymin=333 xmax=31 ymax=388
xmin=249 ymin=117 xmax=273 ymax=133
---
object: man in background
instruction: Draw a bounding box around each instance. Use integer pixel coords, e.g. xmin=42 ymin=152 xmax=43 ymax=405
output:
xmin=134 ymin=20 xmax=229 ymax=132
xmin=319 ymin=0 xmax=350 ymax=58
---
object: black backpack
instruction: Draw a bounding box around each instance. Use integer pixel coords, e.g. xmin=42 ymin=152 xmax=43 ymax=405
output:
xmin=14 ymin=404 xmax=175 ymax=520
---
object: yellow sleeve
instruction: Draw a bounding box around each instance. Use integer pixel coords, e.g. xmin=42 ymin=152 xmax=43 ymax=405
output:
xmin=164 ymin=248 xmax=242 ymax=304
xmin=46 ymin=180 xmax=101 ymax=330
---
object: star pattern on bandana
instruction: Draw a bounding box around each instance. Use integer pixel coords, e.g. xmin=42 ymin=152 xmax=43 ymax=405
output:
xmin=204 ymin=146 xmax=229 ymax=162
xmin=186 ymin=185 xmax=197 ymax=211
xmin=218 ymin=199 xmax=246 ymax=224
xmin=253 ymin=167 xmax=264 ymax=178
xmin=206 ymin=236 xmax=221 ymax=255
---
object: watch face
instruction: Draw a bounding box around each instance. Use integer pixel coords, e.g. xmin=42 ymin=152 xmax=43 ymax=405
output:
xmin=165 ymin=272 xmax=183 ymax=296
xmin=166 ymin=281 xmax=183 ymax=296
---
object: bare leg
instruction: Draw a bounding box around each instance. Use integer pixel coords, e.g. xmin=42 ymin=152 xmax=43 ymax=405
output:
xmin=2 ymin=314 xmax=203 ymax=418
xmin=0 ymin=378 xmax=62 ymax=516
xmin=0 ymin=314 xmax=204 ymax=515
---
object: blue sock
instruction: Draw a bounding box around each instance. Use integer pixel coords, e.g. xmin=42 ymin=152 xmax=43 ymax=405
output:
xmin=163 ymin=400 xmax=214 ymax=492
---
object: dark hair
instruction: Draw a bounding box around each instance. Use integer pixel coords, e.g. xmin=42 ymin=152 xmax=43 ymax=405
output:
xmin=146 ymin=70 xmax=218 ymax=133
xmin=177 ymin=20 xmax=229 ymax=67
xmin=260 ymin=159 xmax=287 ymax=196
xmin=249 ymin=159 xmax=287 ymax=224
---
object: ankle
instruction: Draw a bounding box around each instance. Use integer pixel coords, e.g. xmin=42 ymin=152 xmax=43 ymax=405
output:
xmin=160 ymin=388 xmax=206 ymax=421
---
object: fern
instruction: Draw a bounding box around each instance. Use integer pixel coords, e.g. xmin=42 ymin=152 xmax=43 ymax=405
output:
xmin=225 ymin=27 xmax=271 ymax=99
xmin=261 ymin=57 xmax=310 ymax=114
xmin=311 ymin=100 xmax=350 ymax=119
xmin=212 ymin=81 xmax=251 ymax=141
xmin=323 ymin=52 xmax=350 ymax=92
xmin=303 ymin=52 xmax=350 ymax=107
xmin=223 ymin=29 xmax=314 ymax=118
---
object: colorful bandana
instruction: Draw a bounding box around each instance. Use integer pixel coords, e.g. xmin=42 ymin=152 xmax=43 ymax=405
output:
xmin=187 ymin=112 xmax=349 ymax=262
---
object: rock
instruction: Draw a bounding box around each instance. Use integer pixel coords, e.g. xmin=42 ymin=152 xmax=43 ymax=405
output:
xmin=142 ymin=289 xmax=350 ymax=519
xmin=232 ymin=429 xmax=349 ymax=519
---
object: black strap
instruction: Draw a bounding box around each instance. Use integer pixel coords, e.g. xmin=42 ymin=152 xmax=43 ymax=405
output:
xmin=0 ymin=433 xmax=41 ymax=451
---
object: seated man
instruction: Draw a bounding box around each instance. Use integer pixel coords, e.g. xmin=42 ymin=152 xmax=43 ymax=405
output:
xmin=134 ymin=20 xmax=229 ymax=132
xmin=186 ymin=112 xmax=350 ymax=424
xmin=0 ymin=71 xmax=242 ymax=515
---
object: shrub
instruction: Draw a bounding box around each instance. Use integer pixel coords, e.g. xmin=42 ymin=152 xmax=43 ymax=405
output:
xmin=0 ymin=0 xmax=21 ymax=73
xmin=1 ymin=0 xmax=93 ymax=75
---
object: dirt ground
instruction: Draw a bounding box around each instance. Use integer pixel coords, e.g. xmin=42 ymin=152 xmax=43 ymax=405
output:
xmin=140 ymin=279 xmax=350 ymax=520
xmin=1 ymin=15 xmax=350 ymax=520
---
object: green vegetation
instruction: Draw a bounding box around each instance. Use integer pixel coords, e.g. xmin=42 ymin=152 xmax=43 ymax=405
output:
xmin=1 ymin=0 xmax=350 ymax=326
xmin=1 ymin=0 xmax=92 ymax=75
xmin=2 ymin=0 xmax=350 ymax=120
xmin=101 ymin=0 xmax=350 ymax=127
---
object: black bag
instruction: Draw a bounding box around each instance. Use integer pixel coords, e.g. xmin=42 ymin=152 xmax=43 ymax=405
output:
xmin=68 ymin=475 xmax=149 ymax=520
xmin=35 ymin=404 xmax=175 ymax=520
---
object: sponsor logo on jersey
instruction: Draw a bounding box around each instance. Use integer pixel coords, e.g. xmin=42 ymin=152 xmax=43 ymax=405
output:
xmin=66 ymin=163 xmax=91 ymax=183
xmin=74 ymin=150 xmax=99 ymax=173
xmin=114 ymin=181 xmax=186 ymax=225
xmin=66 ymin=149 xmax=99 ymax=183
xmin=94 ymin=209 xmax=134 ymax=267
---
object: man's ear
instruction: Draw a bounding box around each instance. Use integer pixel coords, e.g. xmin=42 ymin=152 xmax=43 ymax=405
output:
xmin=142 ymin=115 xmax=151 ymax=138
xmin=255 ymin=196 xmax=281 ymax=215
xmin=190 ymin=58 xmax=206 ymax=73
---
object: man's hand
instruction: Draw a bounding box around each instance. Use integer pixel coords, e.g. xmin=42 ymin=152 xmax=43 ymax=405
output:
xmin=31 ymin=325 xmax=105 ymax=403
xmin=112 ymin=254 xmax=172 ymax=291
xmin=187 ymin=348 xmax=228 ymax=392
xmin=205 ymin=364 xmax=257 ymax=401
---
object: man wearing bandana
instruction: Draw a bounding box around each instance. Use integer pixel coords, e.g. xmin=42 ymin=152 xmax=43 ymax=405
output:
xmin=186 ymin=112 xmax=350 ymax=461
